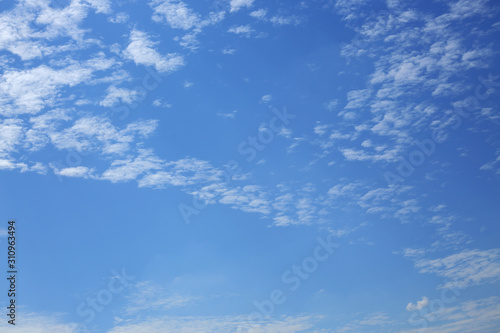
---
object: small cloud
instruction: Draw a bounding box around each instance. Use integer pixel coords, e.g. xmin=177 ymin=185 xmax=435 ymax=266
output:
xmin=250 ymin=9 xmax=267 ymax=19
xmin=109 ymin=12 xmax=129 ymax=24
xmin=270 ymin=15 xmax=301 ymax=26
xmin=307 ymin=63 xmax=319 ymax=71
xmin=278 ymin=127 xmax=292 ymax=138
xmin=175 ymin=32 xmax=200 ymax=51
xmin=229 ymin=0 xmax=254 ymax=13
xmin=342 ymin=111 xmax=357 ymax=120
xmin=406 ymin=296 xmax=429 ymax=311
xmin=75 ymin=99 xmax=92 ymax=106
xmin=222 ymin=48 xmax=236 ymax=55
xmin=124 ymin=29 xmax=184 ymax=73
xmin=217 ymin=110 xmax=238 ymax=119
xmin=51 ymin=166 xmax=96 ymax=179
xmin=361 ymin=139 xmax=372 ymax=148
xmin=260 ymin=94 xmax=272 ymax=103
xmin=152 ymin=99 xmax=172 ymax=108
xmin=314 ymin=123 xmax=329 ymax=136
xmin=324 ymin=99 xmax=339 ymax=111
xmin=430 ymin=204 xmax=447 ymax=212
xmin=256 ymin=159 xmax=266 ymax=165
xmin=100 ymin=86 xmax=142 ymax=107
xmin=228 ymin=25 xmax=254 ymax=37
xmin=184 ymin=81 xmax=194 ymax=88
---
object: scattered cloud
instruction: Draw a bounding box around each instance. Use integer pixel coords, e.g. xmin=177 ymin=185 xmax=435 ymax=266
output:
xmin=406 ymin=296 xmax=429 ymax=311
xmin=228 ymin=25 xmax=255 ymax=37
xmin=217 ymin=110 xmax=238 ymax=119
xmin=250 ymin=9 xmax=267 ymax=19
xmin=270 ymin=15 xmax=301 ymax=26
xmin=124 ymin=29 xmax=184 ymax=73
xmin=124 ymin=281 xmax=201 ymax=315
xmin=100 ymin=86 xmax=142 ymax=107
xmin=414 ymin=249 xmax=500 ymax=289
xmin=260 ymin=94 xmax=272 ymax=103
xmin=150 ymin=0 xmax=201 ymax=30
xmin=152 ymin=99 xmax=172 ymax=108
xmin=51 ymin=166 xmax=96 ymax=179
xmin=229 ymin=0 xmax=254 ymax=13
xmin=109 ymin=12 xmax=129 ymax=24
xmin=402 ymin=296 xmax=500 ymax=333
xmin=222 ymin=48 xmax=236 ymax=54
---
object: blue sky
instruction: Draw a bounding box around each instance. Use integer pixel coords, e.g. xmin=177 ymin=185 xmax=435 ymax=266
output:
xmin=0 ymin=0 xmax=500 ymax=332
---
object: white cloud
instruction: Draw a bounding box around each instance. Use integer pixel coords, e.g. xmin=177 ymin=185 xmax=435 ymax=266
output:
xmin=270 ymin=15 xmax=301 ymax=26
xmin=124 ymin=29 xmax=184 ymax=73
xmin=0 ymin=54 xmax=115 ymax=115
xmin=406 ymin=296 xmax=429 ymax=311
xmin=336 ymin=312 xmax=393 ymax=332
xmin=222 ymin=48 xmax=236 ymax=54
xmin=109 ymin=314 xmax=320 ymax=333
xmin=152 ymin=99 xmax=172 ymax=108
xmin=0 ymin=119 xmax=24 ymax=157
xmin=0 ymin=158 xmax=29 ymax=172
xmin=327 ymin=182 xmax=361 ymax=198
xmin=480 ymin=150 xmax=500 ymax=174
xmin=49 ymin=117 xmax=158 ymax=155
xmin=217 ymin=185 xmax=272 ymax=215
xmin=150 ymin=0 xmax=201 ymax=30
xmin=109 ymin=12 xmax=129 ymax=24
xmin=227 ymin=25 xmax=254 ymax=37
xmin=260 ymin=94 xmax=272 ymax=103
xmin=340 ymin=147 xmax=399 ymax=162
xmin=84 ymin=0 xmax=112 ymax=14
xmin=229 ymin=0 xmax=254 ymax=13
xmin=311 ymin=0 xmax=499 ymax=174
xmin=0 ymin=311 xmax=321 ymax=333
xmin=278 ymin=127 xmax=292 ymax=138
xmin=0 ymin=0 xmax=113 ymax=60
xmin=414 ymin=249 xmax=500 ymax=289
xmin=401 ymin=296 xmax=500 ymax=333
xmin=334 ymin=0 xmax=370 ymax=20
xmin=139 ymin=158 xmax=223 ymax=188
xmin=217 ymin=110 xmax=238 ymax=119
xmin=100 ymin=86 xmax=142 ymax=107
xmin=344 ymin=89 xmax=371 ymax=109
xmin=314 ymin=124 xmax=330 ymax=136
xmin=124 ymin=281 xmax=201 ymax=315
xmin=250 ymin=9 xmax=267 ymax=19
xmin=0 ymin=312 xmax=79 ymax=333
xmin=175 ymin=31 xmax=200 ymax=51
xmin=324 ymin=99 xmax=339 ymax=111
xmin=51 ymin=166 xmax=95 ymax=179
xmin=35 ymin=0 xmax=96 ymax=41
xmin=101 ymin=149 xmax=165 ymax=183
